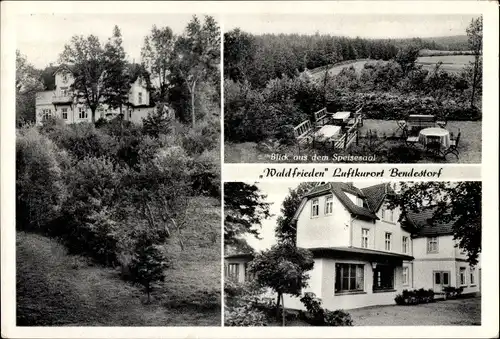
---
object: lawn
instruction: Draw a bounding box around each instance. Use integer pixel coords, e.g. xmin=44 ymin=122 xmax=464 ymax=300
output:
xmin=224 ymin=120 xmax=481 ymax=164
xmin=16 ymin=196 xmax=221 ymax=326
xmin=348 ymin=295 xmax=481 ymax=326
xmin=416 ymin=54 xmax=474 ymax=74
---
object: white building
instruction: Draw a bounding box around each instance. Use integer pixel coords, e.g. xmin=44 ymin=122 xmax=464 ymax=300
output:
xmin=35 ymin=64 xmax=155 ymax=125
xmin=224 ymin=182 xmax=480 ymax=310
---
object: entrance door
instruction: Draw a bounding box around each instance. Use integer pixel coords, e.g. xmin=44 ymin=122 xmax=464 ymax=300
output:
xmin=433 ymin=271 xmax=450 ymax=292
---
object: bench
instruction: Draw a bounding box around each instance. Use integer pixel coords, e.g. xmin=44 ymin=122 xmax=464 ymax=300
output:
xmin=314 ymin=108 xmax=329 ymax=127
xmin=293 ymin=119 xmax=313 ymax=143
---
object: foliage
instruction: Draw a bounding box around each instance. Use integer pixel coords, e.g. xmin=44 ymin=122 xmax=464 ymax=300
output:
xmin=395 ymin=289 xmax=435 ymax=305
xmin=141 ymin=107 xmax=172 ymax=138
xmin=385 ymin=145 xmax=422 ymax=163
xmin=16 ymin=128 xmax=66 ymax=230
xmin=388 ymin=182 xmax=481 ymax=265
xmin=224 ymin=305 xmax=268 ymax=326
xmin=224 ymin=182 xmax=271 ymax=250
xmin=443 ymin=286 xmax=464 ymax=299
xmin=248 ymin=242 xmax=314 ymax=325
xmin=130 ymin=234 xmax=169 ymax=303
xmin=275 ymin=182 xmax=317 ymax=243
xmin=16 ymin=50 xmax=44 ymax=125
xmin=465 ymin=16 xmax=483 ymax=108
xmin=300 ymin=292 xmax=353 ymax=326
xmin=141 ymin=25 xmax=176 ymax=101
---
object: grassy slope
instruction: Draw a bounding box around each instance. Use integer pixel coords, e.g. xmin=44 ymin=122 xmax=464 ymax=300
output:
xmin=17 ymin=196 xmax=221 ymax=326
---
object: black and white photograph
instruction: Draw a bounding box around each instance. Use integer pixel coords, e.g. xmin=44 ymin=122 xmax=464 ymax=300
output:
xmin=224 ymin=181 xmax=481 ymax=326
xmin=223 ymin=14 xmax=483 ymax=164
xmin=15 ymin=12 xmax=221 ymax=326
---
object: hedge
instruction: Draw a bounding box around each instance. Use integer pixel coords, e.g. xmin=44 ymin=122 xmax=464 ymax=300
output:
xmin=327 ymin=92 xmax=481 ymax=121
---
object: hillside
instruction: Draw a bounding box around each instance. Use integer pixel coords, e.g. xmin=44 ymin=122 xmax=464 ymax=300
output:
xmin=16 ymin=196 xmax=221 ymax=326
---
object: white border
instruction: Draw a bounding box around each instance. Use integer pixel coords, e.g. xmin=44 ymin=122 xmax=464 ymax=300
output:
xmin=2 ymin=1 xmax=499 ymax=338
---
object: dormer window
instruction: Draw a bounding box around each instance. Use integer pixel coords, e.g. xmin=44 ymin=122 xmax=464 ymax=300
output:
xmin=381 ymin=205 xmax=394 ymax=223
xmin=311 ymin=198 xmax=319 ymax=217
xmin=325 ymin=195 xmax=333 ymax=215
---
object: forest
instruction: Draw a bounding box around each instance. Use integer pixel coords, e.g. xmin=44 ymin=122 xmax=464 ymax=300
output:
xmin=224 ymin=18 xmax=482 ymax=145
xmin=16 ymin=15 xmax=221 ymax=325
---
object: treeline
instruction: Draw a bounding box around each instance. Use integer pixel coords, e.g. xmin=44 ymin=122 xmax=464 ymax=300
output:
xmin=224 ymin=29 xmax=470 ymax=88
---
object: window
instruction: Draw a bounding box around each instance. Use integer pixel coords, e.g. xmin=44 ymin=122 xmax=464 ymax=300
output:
xmin=403 ymin=267 xmax=409 ymax=285
xmin=402 ymin=236 xmax=408 ymax=253
xmin=226 ymin=263 xmax=240 ymax=280
xmin=381 ymin=206 xmax=394 ymax=222
xmin=138 ymin=92 xmax=143 ymax=104
xmin=385 ymin=232 xmax=392 ymax=251
xmin=60 ymin=87 xmax=68 ymax=96
xmin=470 ymin=267 xmax=475 ymax=285
xmin=78 ymin=107 xmax=87 ymax=119
xmin=311 ymin=198 xmax=319 ymax=217
xmin=356 ymin=197 xmax=363 ymax=207
xmin=41 ymin=108 xmax=52 ymax=120
xmin=459 ymin=267 xmax=466 ymax=286
xmin=427 ymin=237 xmax=439 ymax=253
xmin=61 ymin=108 xmax=68 ymax=120
xmin=325 ymin=195 xmax=333 ymax=215
xmin=373 ymin=265 xmax=395 ymax=290
xmin=361 ymin=229 xmax=369 ymax=248
xmin=335 ymin=263 xmax=364 ymax=293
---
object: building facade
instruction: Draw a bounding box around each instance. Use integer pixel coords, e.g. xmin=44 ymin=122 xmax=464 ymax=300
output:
xmin=224 ymin=182 xmax=481 ymax=311
xmin=35 ymin=65 xmax=155 ymax=125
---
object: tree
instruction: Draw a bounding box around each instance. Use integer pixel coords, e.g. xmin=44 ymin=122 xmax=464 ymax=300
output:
xmin=466 ymin=16 xmax=483 ymax=108
xmin=248 ymin=241 xmax=314 ymax=326
xmin=16 ymin=50 xmax=43 ymax=125
xmin=275 ymin=182 xmax=317 ymax=243
xmin=103 ymin=26 xmax=130 ymax=116
xmin=141 ymin=25 xmax=176 ymax=102
xmin=59 ymin=34 xmax=107 ymax=123
xmin=141 ymin=106 xmax=172 ymax=138
xmin=131 ymin=234 xmax=169 ymax=303
xmin=388 ymin=182 xmax=481 ymax=265
xmin=394 ymin=45 xmax=420 ymax=76
xmin=171 ymin=15 xmax=220 ymax=127
xmin=224 ymin=182 xmax=271 ymax=252
xmin=224 ymin=29 xmax=256 ymax=82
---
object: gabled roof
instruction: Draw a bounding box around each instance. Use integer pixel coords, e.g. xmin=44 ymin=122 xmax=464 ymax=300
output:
xmin=293 ymin=182 xmax=382 ymax=221
xmin=406 ymin=207 xmax=455 ymax=237
xmin=361 ymin=183 xmax=395 ymax=212
xmin=53 ymin=64 xmax=76 ymax=76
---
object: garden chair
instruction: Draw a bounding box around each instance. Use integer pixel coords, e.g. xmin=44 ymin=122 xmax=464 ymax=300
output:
xmin=404 ymin=126 xmax=420 ymax=146
xmin=442 ymin=129 xmax=461 ymax=159
xmin=424 ymin=135 xmax=442 ymax=158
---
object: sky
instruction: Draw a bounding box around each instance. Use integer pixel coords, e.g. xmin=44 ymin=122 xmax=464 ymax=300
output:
xmin=16 ymin=13 xmax=216 ymax=69
xmin=223 ymin=14 xmax=478 ymax=38
xmin=246 ymin=181 xmax=392 ymax=252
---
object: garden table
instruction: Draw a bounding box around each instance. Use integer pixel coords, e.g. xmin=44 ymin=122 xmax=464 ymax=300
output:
xmin=314 ymin=125 xmax=342 ymax=141
xmin=331 ymin=111 xmax=351 ymax=122
xmin=418 ymin=127 xmax=450 ymax=148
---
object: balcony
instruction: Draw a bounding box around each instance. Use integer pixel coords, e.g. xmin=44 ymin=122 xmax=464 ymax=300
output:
xmin=52 ymin=95 xmax=73 ymax=104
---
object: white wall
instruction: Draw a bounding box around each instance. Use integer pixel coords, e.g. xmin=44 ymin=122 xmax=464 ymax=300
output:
xmin=413 ymin=235 xmax=456 ymax=259
xmin=296 ymin=194 xmax=351 ymax=249
xmin=128 ymin=78 xmax=150 ymax=107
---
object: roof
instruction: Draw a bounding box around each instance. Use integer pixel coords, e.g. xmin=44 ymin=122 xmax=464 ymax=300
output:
xmin=293 ymin=182 xmax=386 ymax=221
xmin=361 ymin=183 xmax=395 ymax=212
xmin=35 ymin=91 xmax=54 ymax=105
xmin=224 ymin=253 xmax=254 ymax=260
xmin=406 ymin=207 xmax=455 ymax=237
xmin=309 ymin=246 xmax=414 ymax=261
xmin=53 ymin=64 xmax=76 ymax=75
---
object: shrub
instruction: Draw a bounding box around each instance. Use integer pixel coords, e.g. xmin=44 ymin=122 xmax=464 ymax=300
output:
xmin=443 ymin=286 xmax=464 ymax=299
xmin=181 ymin=117 xmax=220 ymax=155
xmin=300 ymin=292 xmax=353 ymax=326
xmin=16 ymin=128 xmax=66 ymax=231
xmin=395 ymin=289 xmax=435 ymax=305
xmin=385 ymin=145 xmax=422 ymax=163
xmin=224 ymin=305 xmax=268 ymax=326
xmin=189 ymin=149 xmax=220 ymax=197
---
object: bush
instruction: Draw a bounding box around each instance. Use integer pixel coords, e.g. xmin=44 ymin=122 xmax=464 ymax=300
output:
xmin=16 ymin=128 xmax=66 ymax=231
xmin=181 ymin=117 xmax=220 ymax=155
xmin=395 ymin=289 xmax=435 ymax=305
xmin=189 ymin=149 xmax=220 ymax=197
xmin=300 ymin=292 xmax=353 ymax=326
xmin=224 ymin=305 xmax=268 ymax=326
xmin=443 ymin=286 xmax=464 ymax=299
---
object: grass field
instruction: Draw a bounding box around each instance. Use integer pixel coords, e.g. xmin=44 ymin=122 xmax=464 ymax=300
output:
xmin=224 ymin=120 xmax=481 ymax=164
xmin=308 ymin=52 xmax=473 ymax=80
xmin=16 ymin=196 xmax=221 ymax=326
